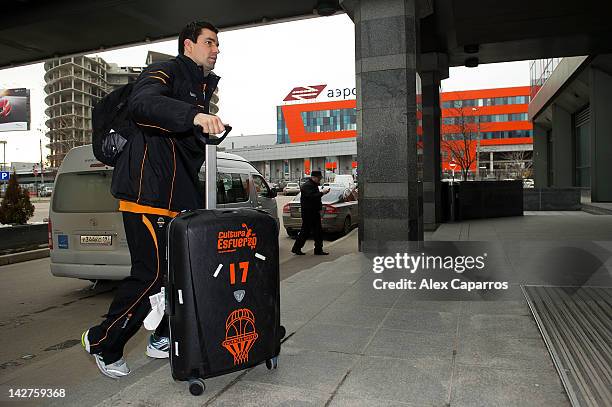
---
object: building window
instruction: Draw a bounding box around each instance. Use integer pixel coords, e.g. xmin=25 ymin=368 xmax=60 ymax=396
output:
xmin=301 ymin=108 xmax=357 ymax=133
xmin=574 ymin=107 xmax=591 ymax=188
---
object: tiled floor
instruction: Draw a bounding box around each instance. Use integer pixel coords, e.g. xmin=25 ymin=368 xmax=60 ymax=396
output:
xmin=59 ymin=213 xmax=612 ymax=406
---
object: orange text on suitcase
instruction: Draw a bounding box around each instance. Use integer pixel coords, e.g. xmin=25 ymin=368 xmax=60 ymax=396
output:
xmin=217 ymin=224 xmax=257 ymax=253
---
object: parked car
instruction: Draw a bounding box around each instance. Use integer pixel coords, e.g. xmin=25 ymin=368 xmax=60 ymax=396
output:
xmin=283 ymin=182 xmax=300 ymax=195
xmin=268 ymin=182 xmax=279 ymax=193
xmin=39 ymin=185 xmax=54 ymax=197
xmin=283 ymin=185 xmax=358 ymax=237
xmin=523 ymin=178 xmax=535 ymax=188
xmin=49 ymin=145 xmax=277 ymax=281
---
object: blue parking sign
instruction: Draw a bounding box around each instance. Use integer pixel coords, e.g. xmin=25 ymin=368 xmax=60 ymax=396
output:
xmin=0 ymin=172 xmax=9 ymax=181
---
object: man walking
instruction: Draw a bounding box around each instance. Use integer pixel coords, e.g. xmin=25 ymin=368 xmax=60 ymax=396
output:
xmin=291 ymin=170 xmax=330 ymax=256
xmin=82 ymin=21 xmax=225 ymax=378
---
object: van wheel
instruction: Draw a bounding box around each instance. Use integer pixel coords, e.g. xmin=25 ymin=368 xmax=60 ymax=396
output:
xmin=342 ymin=216 xmax=351 ymax=236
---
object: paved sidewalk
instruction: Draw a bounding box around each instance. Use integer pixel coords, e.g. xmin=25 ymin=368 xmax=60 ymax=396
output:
xmin=38 ymin=213 xmax=612 ymax=406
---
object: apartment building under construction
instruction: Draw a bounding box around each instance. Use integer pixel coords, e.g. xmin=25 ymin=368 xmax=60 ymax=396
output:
xmin=43 ymin=56 xmax=142 ymax=168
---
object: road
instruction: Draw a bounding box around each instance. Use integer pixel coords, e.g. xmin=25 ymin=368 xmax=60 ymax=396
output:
xmin=0 ymin=194 xmax=355 ymax=397
xmin=30 ymin=198 xmax=50 ymax=224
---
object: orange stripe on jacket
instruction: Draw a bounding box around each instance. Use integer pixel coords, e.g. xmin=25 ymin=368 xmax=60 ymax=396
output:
xmin=136 ymin=122 xmax=171 ymax=133
xmin=119 ymin=200 xmax=179 ymax=217
xmin=148 ymin=75 xmax=167 ymax=85
xmin=137 ymin=144 xmax=148 ymax=203
xmin=149 ymin=70 xmax=169 ymax=78
xmin=168 ymin=140 xmax=176 ymax=210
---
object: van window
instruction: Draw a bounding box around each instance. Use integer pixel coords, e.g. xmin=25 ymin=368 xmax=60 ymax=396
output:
xmin=252 ymin=174 xmax=270 ymax=197
xmin=216 ymin=173 xmax=249 ymax=204
xmin=53 ymin=170 xmax=118 ymax=213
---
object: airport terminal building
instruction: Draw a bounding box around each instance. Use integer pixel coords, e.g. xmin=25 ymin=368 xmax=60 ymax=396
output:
xmin=227 ymin=84 xmax=533 ymax=183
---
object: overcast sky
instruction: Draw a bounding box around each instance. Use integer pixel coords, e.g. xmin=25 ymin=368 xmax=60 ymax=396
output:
xmin=0 ymin=13 xmax=530 ymax=163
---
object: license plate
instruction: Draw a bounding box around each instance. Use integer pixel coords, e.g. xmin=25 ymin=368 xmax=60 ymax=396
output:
xmin=80 ymin=235 xmax=112 ymax=245
xmin=291 ymin=207 xmax=301 ymax=217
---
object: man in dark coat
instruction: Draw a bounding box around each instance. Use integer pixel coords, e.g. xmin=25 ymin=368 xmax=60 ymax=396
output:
xmin=82 ymin=21 xmax=225 ymax=379
xmin=291 ymin=170 xmax=330 ymax=255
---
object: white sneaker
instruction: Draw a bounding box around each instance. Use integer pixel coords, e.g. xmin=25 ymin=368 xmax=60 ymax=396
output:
xmin=82 ymin=330 xmax=130 ymax=379
xmin=81 ymin=330 xmax=91 ymax=353
xmin=94 ymin=355 xmax=130 ymax=379
xmin=146 ymin=333 xmax=170 ymax=359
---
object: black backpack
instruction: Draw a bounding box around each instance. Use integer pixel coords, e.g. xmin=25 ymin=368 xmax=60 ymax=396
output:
xmin=92 ymin=82 xmax=136 ymax=166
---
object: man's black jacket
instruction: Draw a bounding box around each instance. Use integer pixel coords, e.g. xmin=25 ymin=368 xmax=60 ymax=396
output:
xmin=111 ymin=54 xmax=219 ymax=211
xmin=300 ymin=179 xmax=324 ymax=215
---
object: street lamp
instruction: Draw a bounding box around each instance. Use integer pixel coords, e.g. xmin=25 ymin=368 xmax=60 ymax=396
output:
xmin=471 ymin=107 xmax=481 ymax=181
xmin=0 ymin=140 xmax=6 ymax=172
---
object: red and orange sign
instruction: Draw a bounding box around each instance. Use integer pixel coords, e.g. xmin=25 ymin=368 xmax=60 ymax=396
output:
xmin=217 ymin=223 xmax=257 ymax=253
xmin=222 ymin=308 xmax=258 ymax=365
xmin=283 ymin=85 xmax=327 ymax=102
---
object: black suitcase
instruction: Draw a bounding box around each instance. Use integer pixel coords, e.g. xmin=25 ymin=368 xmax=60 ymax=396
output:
xmin=167 ymin=208 xmax=283 ymax=395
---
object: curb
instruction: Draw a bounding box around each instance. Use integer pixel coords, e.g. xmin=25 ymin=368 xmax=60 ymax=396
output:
xmin=0 ymin=248 xmax=50 ymax=266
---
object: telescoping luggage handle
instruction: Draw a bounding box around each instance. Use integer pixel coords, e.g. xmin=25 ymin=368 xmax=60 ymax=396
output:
xmin=197 ymin=124 xmax=232 ymax=146
xmin=203 ymin=125 xmax=231 ymax=210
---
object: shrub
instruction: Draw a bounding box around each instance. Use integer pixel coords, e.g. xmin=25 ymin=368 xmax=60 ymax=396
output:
xmin=0 ymin=171 xmax=35 ymax=225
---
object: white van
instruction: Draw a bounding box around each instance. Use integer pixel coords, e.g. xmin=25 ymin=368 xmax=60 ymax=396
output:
xmin=49 ymin=145 xmax=278 ymax=281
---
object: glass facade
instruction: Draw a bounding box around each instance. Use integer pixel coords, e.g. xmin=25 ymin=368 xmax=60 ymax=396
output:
xmin=441 ymin=95 xmax=528 ymax=109
xmin=442 ymin=113 xmax=528 ymax=125
xmin=443 ymin=129 xmax=533 ymax=141
xmin=276 ymin=106 xmax=290 ymax=144
xmin=301 ymin=108 xmax=357 ymax=133
xmin=276 ymin=106 xmax=357 ymax=144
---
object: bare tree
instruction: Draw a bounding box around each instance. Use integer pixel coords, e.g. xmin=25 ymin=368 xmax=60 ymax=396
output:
xmin=441 ymin=107 xmax=479 ymax=181
xmin=502 ymin=150 xmax=533 ymax=179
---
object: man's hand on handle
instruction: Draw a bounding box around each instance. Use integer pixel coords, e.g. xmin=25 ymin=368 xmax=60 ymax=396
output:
xmin=322 ymin=188 xmax=330 ymax=195
xmin=193 ymin=113 xmax=225 ymax=134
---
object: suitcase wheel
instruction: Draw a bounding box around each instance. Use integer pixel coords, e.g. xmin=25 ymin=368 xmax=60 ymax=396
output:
xmin=188 ymin=378 xmax=205 ymax=396
xmin=266 ymin=356 xmax=279 ymax=370
xmin=278 ymin=325 xmax=287 ymax=342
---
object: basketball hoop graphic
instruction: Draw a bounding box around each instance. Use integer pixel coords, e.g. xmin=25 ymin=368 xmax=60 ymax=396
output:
xmin=222 ymin=308 xmax=258 ymax=365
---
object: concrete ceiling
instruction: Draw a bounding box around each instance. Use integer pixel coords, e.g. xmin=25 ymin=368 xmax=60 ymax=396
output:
xmin=2 ymin=0 xmax=612 ymax=69
xmin=420 ymin=0 xmax=612 ymax=67
xmin=0 ymin=0 xmax=339 ymax=68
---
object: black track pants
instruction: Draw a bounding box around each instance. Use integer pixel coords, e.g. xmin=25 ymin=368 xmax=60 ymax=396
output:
xmin=292 ymin=211 xmax=323 ymax=252
xmin=88 ymin=212 xmax=171 ymax=364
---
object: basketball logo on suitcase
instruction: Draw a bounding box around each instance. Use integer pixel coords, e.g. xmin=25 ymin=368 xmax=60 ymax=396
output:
xmin=221 ymin=308 xmax=258 ymax=365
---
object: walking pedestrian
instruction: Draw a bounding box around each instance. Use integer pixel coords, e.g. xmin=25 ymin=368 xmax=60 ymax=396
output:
xmin=291 ymin=170 xmax=330 ymax=256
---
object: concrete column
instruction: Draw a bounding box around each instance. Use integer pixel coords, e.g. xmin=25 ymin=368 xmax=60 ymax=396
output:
xmin=489 ymin=152 xmax=494 ymax=172
xmin=342 ymin=0 xmax=423 ymax=250
xmin=420 ymin=69 xmax=443 ymax=230
xmin=551 ymin=104 xmax=573 ymax=187
xmin=590 ymin=67 xmax=612 ymax=202
xmin=533 ymin=123 xmax=549 ymax=187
